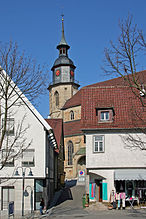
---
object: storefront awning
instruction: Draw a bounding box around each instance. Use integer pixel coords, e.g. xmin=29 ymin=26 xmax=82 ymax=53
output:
xmin=114 ymin=169 xmax=146 ymax=180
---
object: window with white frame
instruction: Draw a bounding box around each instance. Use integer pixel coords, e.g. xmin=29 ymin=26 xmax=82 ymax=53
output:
xmin=100 ymin=111 xmax=109 ymax=121
xmin=2 ymin=118 xmax=14 ymax=135
xmin=22 ymin=149 xmax=35 ymax=167
xmin=93 ymin=135 xmax=104 ymax=152
xmin=2 ymin=149 xmax=14 ymax=166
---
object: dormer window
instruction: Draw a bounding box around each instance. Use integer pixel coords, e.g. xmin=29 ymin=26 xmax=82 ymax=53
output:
xmin=97 ymin=108 xmax=115 ymax=123
xmin=100 ymin=111 xmax=109 ymax=121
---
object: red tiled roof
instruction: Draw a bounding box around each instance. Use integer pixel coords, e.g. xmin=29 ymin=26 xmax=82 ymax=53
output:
xmin=64 ymin=120 xmax=83 ymax=136
xmin=85 ymin=70 xmax=146 ymax=88
xmin=81 ymin=86 xmax=146 ymax=130
xmin=45 ymin=119 xmax=64 ymax=151
xmin=62 ymin=90 xmax=82 ymax=109
xmin=62 ymin=70 xmax=146 ymax=110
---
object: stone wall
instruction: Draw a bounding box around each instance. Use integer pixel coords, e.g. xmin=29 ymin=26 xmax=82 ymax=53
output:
xmin=64 ymin=135 xmax=85 ymax=179
xmin=63 ymin=106 xmax=81 ymax=122
xmin=49 ymin=84 xmax=78 ymax=118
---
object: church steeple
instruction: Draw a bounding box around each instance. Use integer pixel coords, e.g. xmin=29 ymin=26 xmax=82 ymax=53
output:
xmin=48 ymin=16 xmax=80 ymax=119
xmin=57 ymin=15 xmax=70 ymax=50
xmin=50 ymin=15 xmax=78 ymax=85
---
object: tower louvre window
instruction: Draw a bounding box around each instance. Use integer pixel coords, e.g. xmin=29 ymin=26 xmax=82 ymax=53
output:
xmin=63 ymin=48 xmax=66 ymax=54
xmin=59 ymin=49 xmax=62 ymax=55
xmin=54 ymin=91 xmax=59 ymax=107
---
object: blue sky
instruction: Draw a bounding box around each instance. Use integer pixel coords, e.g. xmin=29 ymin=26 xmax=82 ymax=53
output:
xmin=0 ymin=0 xmax=146 ymax=117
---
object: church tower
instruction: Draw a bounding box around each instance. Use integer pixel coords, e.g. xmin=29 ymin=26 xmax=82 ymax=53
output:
xmin=48 ymin=16 xmax=80 ymax=118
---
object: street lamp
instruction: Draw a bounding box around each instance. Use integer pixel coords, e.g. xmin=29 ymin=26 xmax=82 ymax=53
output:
xmin=24 ymin=185 xmax=33 ymax=214
xmin=15 ymin=167 xmax=33 ymax=216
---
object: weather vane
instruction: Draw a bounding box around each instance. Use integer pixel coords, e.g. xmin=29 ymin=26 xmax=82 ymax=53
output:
xmin=61 ymin=14 xmax=64 ymax=21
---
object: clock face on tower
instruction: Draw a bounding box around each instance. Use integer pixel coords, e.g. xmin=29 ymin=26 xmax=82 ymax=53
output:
xmin=56 ymin=70 xmax=60 ymax=76
xmin=70 ymin=70 xmax=74 ymax=77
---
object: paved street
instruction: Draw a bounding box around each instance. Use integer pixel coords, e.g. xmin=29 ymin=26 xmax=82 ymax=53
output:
xmin=1 ymin=183 xmax=146 ymax=219
xmin=47 ymin=183 xmax=146 ymax=219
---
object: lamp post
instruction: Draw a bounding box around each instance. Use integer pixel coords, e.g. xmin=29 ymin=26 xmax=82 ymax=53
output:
xmin=15 ymin=167 xmax=33 ymax=216
xmin=24 ymin=185 xmax=33 ymax=214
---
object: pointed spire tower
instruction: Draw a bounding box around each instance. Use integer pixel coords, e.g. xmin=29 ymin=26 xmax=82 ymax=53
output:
xmin=48 ymin=15 xmax=80 ymax=118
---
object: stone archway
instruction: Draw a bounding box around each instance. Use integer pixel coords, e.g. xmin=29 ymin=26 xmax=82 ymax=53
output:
xmin=77 ymin=156 xmax=86 ymax=170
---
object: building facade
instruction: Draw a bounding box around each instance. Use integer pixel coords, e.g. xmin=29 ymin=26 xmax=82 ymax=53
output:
xmin=0 ymin=69 xmax=62 ymax=215
xmin=81 ymin=81 xmax=146 ymax=203
xmin=49 ymin=18 xmax=146 ymax=203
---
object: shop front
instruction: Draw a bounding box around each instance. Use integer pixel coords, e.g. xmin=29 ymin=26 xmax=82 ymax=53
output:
xmin=88 ymin=172 xmax=108 ymax=203
xmin=114 ymin=169 xmax=146 ymax=205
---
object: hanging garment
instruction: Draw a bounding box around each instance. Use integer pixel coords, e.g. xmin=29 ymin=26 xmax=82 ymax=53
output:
xmin=118 ymin=199 xmax=121 ymax=209
xmin=122 ymin=199 xmax=125 ymax=209
xmin=91 ymin=183 xmax=96 ymax=198
xmin=115 ymin=192 xmax=121 ymax=209
xmin=120 ymin=192 xmax=125 ymax=209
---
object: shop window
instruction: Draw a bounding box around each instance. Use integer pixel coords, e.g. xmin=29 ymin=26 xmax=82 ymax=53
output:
xmin=70 ymin=110 xmax=74 ymax=120
xmin=68 ymin=141 xmax=74 ymax=165
xmin=35 ymin=179 xmax=46 ymax=210
xmin=22 ymin=149 xmax=35 ymax=167
xmin=54 ymin=91 xmax=59 ymax=107
xmin=2 ymin=118 xmax=14 ymax=135
xmin=2 ymin=187 xmax=14 ymax=210
xmin=93 ymin=135 xmax=104 ymax=152
xmin=126 ymin=181 xmax=133 ymax=197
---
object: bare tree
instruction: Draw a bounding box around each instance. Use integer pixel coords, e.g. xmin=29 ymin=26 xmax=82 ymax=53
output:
xmin=103 ymin=14 xmax=146 ymax=104
xmin=0 ymin=41 xmax=48 ymax=169
xmin=103 ymin=14 xmax=146 ymax=150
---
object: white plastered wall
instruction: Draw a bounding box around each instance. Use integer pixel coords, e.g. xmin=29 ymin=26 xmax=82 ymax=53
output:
xmin=86 ymin=132 xmax=146 ymax=201
xmin=0 ymin=97 xmax=48 ymax=214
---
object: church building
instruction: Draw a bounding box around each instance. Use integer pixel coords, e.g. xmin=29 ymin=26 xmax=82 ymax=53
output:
xmin=48 ymin=17 xmax=86 ymax=180
xmin=48 ymin=17 xmax=146 ymax=203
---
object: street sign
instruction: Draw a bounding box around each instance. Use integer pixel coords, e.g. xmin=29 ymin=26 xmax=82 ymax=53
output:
xmin=78 ymin=170 xmax=85 ymax=182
